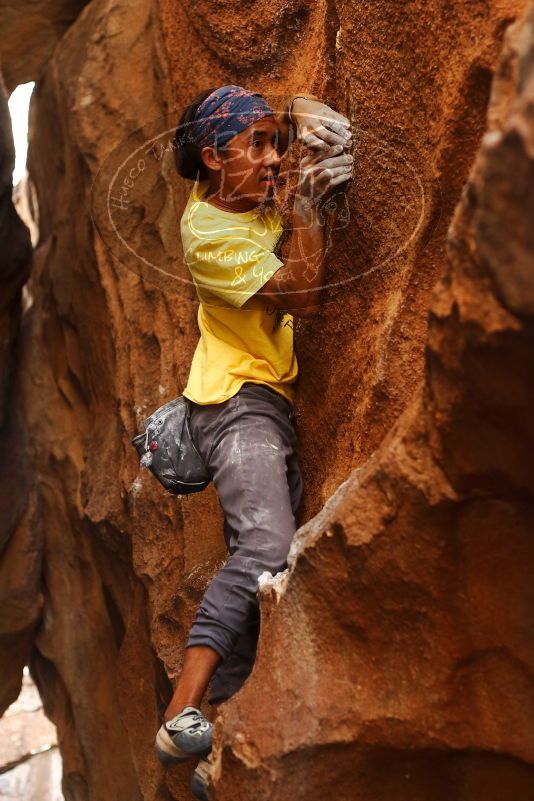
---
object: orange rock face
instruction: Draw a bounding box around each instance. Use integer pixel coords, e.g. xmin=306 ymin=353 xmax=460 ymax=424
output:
xmin=0 ymin=1 xmax=533 ymax=800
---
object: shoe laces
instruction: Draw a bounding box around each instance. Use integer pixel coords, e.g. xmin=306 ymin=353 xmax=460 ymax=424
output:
xmin=186 ymin=714 xmax=210 ymax=735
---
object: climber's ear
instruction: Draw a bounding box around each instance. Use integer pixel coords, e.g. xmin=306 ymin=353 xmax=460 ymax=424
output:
xmin=200 ymin=145 xmax=224 ymax=172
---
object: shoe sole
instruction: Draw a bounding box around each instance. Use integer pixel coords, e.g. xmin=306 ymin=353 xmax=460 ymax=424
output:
xmin=155 ymin=742 xmax=189 ymax=765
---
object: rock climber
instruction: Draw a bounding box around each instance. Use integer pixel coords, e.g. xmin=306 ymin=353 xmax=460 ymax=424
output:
xmin=155 ymin=84 xmax=353 ymax=799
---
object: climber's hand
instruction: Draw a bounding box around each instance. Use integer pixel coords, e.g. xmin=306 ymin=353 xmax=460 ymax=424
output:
xmin=290 ymin=98 xmax=352 ymax=153
xmin=296 ymin=144 xmax=353 ymax=207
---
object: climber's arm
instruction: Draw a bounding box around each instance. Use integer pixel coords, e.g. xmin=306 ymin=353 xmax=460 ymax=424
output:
xmin=257 ymin=198 xmax=326 ymax=317
xmin=259 ymin=97 xmax=353 ymax=317
xmin=257 ymin=145 xmax=353 ymax=317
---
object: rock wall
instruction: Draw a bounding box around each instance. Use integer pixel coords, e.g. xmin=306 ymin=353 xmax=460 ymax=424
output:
xmin=0 ymin=0 xmax=91 ymax=92
xmin=0 ymin=0 xmax=533 ymax=800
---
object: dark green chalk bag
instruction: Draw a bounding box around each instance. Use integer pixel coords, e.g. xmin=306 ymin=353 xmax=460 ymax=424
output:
xmin=131 ymin=396 xmax=211 ymax=495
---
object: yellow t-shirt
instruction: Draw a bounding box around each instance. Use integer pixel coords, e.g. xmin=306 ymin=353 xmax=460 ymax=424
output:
xmin=180 ymin=179 xmax=298 ymax=407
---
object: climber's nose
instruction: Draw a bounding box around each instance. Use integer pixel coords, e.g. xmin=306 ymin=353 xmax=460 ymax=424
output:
xmin=265 ymin=142 xmax=282 ymax=168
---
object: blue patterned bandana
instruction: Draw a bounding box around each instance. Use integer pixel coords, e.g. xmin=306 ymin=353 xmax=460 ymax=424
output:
xmin=191 ymin=85 xmax=274 ymax=149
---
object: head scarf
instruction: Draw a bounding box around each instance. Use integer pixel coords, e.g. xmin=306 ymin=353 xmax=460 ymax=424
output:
xmin=190 ymin=84 xmax=274 ymax=149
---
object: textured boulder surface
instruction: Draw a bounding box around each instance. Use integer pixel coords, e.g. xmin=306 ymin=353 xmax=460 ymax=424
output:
xmin=0 ymin=0 xmax=533 ymax=799
xmin=0 ymin=0 xmax=91 ymax=92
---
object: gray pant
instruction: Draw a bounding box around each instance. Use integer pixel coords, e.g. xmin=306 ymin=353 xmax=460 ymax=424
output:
xmin=186 ymin=382 xmax=303 ymax=704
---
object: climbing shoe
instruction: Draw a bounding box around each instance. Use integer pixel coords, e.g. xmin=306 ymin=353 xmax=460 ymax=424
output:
xmin=191 ymin=756 xmax=212 ymax=800
xmin=155 ymin=706 xmax=213 ymax=764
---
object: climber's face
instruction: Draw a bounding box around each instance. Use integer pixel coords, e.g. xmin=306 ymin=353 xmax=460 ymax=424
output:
xmin=201 ymin=116 xmax=283 ymax=207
